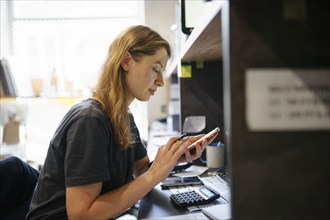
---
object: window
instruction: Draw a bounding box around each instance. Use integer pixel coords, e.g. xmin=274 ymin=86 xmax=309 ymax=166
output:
xmin=4 ymin=1 xmax=144 ymax=97
xmin=0 ymin=1 xmax=146 ymax=163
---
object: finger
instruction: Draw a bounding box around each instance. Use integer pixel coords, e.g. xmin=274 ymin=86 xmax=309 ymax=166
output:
xmin=183 ymin=143 xmax=194 ymax=162
xmin=192 ymin=140 xmax=204 ymax=159
xmin=202 ymin=137 xmax=209 ymax=149
xmin=164 ymin=136 xmax=182 ymax=151
xmin=184 ymin=151 xmax=193 ymax=163
xmin=173 ymin=140 xmax=191 ymax=160
xmin=194 ymin=141 xmax=203 ymax=157
xmin=169 ymin=137 xmax=189 ymax=155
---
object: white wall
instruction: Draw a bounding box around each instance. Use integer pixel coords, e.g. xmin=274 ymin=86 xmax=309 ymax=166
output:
xmin=0 ymin=1 xmax=11 ymax=58
xmin=144 ymin=0 xmax=179 ymax=125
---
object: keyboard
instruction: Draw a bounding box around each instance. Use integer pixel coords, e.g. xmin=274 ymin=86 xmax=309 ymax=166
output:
xmin=218 ymin=170 xmax=231 ymax=184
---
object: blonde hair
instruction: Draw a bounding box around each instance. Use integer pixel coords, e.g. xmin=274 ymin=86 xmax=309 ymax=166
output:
xmin=92 ymin=25 xmax=171 ymax=149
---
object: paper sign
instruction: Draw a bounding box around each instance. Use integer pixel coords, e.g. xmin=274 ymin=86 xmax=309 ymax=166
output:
xmin=245 ymin=69 xmax=330 ymax=130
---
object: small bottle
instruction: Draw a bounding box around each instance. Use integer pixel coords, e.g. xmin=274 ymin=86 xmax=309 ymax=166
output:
xmin=50 ymin=67 xmax=58 ymax=93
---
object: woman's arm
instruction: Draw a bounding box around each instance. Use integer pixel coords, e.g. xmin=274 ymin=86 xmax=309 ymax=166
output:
xmin=66 ymin=171 xmax=157 ymax=220
xmin=133 ymin=155 xmax=150 ymax=177
xmin=66 ymin=136 xmax=190 ymax=220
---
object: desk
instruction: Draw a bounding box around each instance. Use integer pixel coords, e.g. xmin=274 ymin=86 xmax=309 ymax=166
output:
xmin=138 ymin=171 xmax=230 ymax=219
xmin=138 ymin=184 xmax=193 ymax=219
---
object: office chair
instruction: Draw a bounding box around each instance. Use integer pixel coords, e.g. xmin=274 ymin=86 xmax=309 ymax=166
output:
xmin=0 ymin=156 xmax=39 ymax=220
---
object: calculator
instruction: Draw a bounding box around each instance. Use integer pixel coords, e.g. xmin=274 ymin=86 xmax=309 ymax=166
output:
xmin=170 ymin=186 xmax=220 ymax=208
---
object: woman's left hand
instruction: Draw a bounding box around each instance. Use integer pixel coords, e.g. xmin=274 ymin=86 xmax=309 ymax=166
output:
xmin=178 ymin=133 xmax=218 ymax=163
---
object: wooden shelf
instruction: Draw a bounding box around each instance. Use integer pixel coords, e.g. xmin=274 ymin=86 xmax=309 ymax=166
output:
xmin=164 ymin=1 xmax=224 ymax=78
xmin=180 ymin=1 xmax=223 ymax=62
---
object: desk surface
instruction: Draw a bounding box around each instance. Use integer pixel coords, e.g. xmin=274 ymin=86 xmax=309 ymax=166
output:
xmin=138 ymin=184 xmax=192 ymax=219
xmin=138 ymin=170 xmax=231 ymax=219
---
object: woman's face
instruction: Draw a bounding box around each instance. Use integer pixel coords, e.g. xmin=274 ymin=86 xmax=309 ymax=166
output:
xmin=124 ymin=48 xmax=169 ymax=103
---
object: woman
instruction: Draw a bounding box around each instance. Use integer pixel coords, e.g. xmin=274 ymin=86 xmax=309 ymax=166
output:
xmin=27 ymin=25 xmax=217 ymax=219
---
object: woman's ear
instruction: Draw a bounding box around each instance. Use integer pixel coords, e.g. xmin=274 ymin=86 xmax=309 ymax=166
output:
xmin=122 ymin=52 xmax=132 ymax=71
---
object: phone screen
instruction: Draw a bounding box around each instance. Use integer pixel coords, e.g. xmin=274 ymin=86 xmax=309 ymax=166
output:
xmin=161 ymin=176 xmax=202 ymax=188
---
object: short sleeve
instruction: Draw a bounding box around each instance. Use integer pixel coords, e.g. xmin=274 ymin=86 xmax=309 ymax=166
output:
xmin=129 ymin=114 xmax=147 ymax=161
xmin=65 ymin=115 xmax=110 ymax=186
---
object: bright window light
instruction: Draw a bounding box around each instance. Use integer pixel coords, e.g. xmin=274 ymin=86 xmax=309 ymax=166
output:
xmin=13 ymin=1 xmax=139 ymax=19
xmin=8 ymin=1 xmax=144 ymax=97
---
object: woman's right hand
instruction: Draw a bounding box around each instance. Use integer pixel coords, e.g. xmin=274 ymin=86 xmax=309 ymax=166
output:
xmin=148 ymin=136 xmax=190 ymax=182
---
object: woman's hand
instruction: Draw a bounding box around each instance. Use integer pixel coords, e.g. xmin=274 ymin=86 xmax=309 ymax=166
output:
xmin=148 ymin=132 xmax=218 ymax=182
xmin=178 ymin=133 xmax=218 ymax=163
xmin=148 ymin=136 xmax=191 ymax=182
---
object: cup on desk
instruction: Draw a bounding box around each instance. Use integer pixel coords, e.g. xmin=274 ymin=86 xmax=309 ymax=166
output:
xmin=200 ymin=142 xmax=225 ymax=168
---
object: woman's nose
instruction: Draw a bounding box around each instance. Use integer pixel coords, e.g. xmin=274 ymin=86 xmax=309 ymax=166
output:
xmin=155 ymin=73 xmax=164 ymax=87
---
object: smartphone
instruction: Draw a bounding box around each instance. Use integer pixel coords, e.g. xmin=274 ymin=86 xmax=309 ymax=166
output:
xmin=161 ymin=176 xmax=202 ymax=188
xmin=187 ymin=127 xmax=220 ymax=154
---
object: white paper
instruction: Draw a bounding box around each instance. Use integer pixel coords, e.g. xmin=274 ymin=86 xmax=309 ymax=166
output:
xmin=141 ymin=212 xmax=208 ymax=220
xmin=172 ymin=165 xmax=209 ymax=177
xmin=202 ymin=203 xmax=231 ymax=220
xmin=246 ymin=69 xmax=330 ymax=130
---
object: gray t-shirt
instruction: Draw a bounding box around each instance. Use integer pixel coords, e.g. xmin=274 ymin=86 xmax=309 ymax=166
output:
xmin=26 ymin=98 xmax=147 ymax=220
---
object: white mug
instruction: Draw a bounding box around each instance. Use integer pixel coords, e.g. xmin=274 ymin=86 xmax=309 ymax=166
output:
xmin=200 ymin=142 xmax=225 ymax=168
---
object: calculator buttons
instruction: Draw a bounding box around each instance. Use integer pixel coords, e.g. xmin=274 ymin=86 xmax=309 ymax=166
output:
xmin=170 ymin=186 xmax=220 ymax=208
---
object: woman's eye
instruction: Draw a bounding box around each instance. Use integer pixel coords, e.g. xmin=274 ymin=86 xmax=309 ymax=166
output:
xmin=153 ymin=68 xmax=160 ymax=74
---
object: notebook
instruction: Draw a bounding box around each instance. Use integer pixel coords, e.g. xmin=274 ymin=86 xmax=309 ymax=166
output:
xmin=202 ymin=203 xmax=231 ymax=220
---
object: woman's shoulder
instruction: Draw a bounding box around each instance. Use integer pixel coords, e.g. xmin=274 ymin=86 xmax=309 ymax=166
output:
xmin=68 ymin=98 xmax=108 ymax=120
